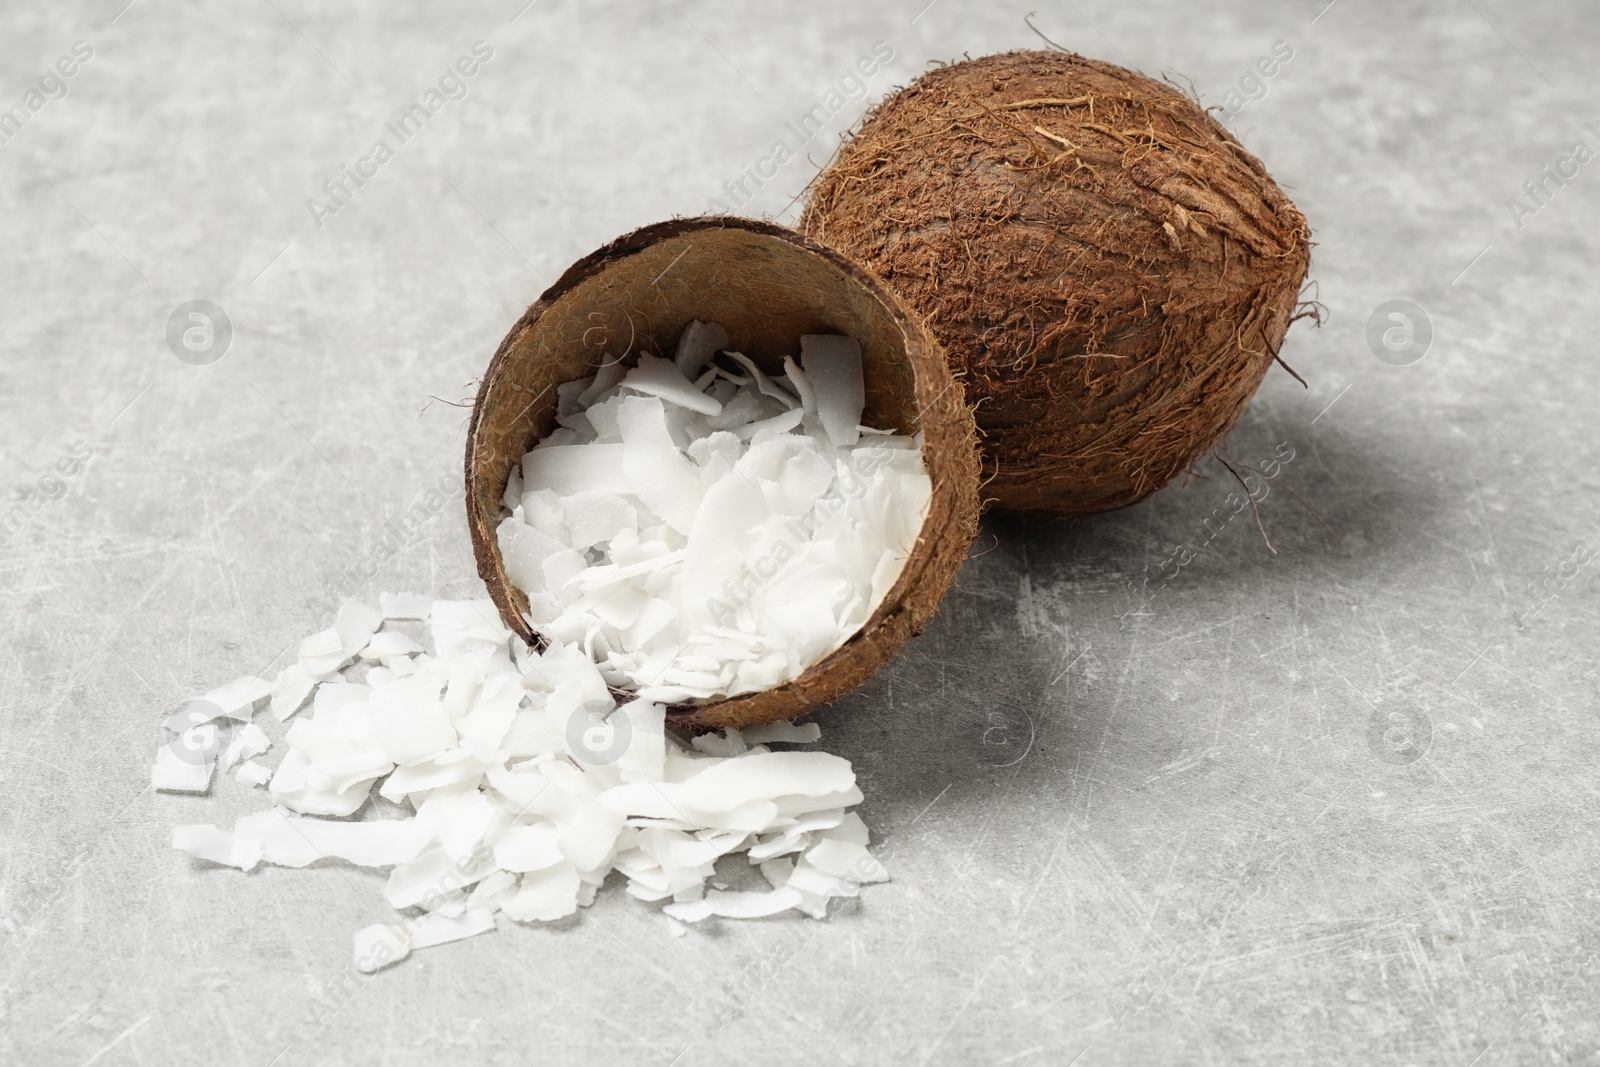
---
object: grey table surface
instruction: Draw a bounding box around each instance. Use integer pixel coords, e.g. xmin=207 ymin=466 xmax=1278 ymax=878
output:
xmin=3 ymin=1 xmax=1597 ymax=1064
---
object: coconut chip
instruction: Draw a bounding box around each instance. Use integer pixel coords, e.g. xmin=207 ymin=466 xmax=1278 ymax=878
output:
xmin=200 ymin=675 xmax=273 ymax=721
xmin=379 ymin=592 xmax=433 ymax=620
xmin=269 ymin=663 xmax=316 ymax=722
xmin=235 ymin=759 xmax=272 ymax=787
xmin=218 ymin=722 xmax=270 ymax=772
xmin=152 ymin=746 xmax=213 ymax=794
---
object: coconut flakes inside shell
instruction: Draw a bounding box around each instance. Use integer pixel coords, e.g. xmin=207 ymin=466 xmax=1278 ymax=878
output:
xmin=799 ymin=334 xmax=866 ymax=448
xmin=494 ymin=323 xmax=930 ymax=706
xmin=673 ymin=319 xmax=730 ymax=378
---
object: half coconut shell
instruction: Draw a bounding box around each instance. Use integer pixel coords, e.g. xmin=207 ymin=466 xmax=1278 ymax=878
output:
xmin=465 ymin=216 xmax=980 ymax=729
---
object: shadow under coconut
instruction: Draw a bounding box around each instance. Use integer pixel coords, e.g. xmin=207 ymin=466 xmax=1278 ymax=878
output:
xmin=978 ymin=400 xmax=1461 ymax=613
xmin=792 ymin=412 xmax=1462 ymax=852
xmin=800 ymin=576 xmax=1083 ymax=839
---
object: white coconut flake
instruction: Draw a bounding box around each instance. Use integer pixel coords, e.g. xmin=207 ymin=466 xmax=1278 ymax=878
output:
xmin=172 ymin=824 xmax=261 ymax=870
xmin=690 ymin=729 xmax=746 ymax=758
xmin=299 ymin=628 xmax=341 ymax=660
xmin=781 ymin=355 xmax=816 ymax=414
xmin=269 ymin=663 xmax=316 ymax=722
xmin=623 ymin=353 xmax=723 ymax=416
xmin=384 ymin=847 xmax=475 ymax=910
xmin=759 ymin=856 xmax=796 ymax=890
xmin=733 ymin=406 xmax=805 ymax=441
xmin=219 ymin=722 xmax=270 ymax=772
xmin=665 ymin=886 xmax=804 ymax=922
xmin=494 ymin=822 xmax=564 ymax=872
xmin=617 ymin=395 xmax=704 ymax=535
xmin=502 ymin=864 xmax=582 ymax=922
xmin=409 ymin=908 xmax=497 ymax=950
xmin=353 ymin=924 xmax=410 ymax=973
xmin=361 ymin=631 xmax=423 ymax=659
xmin=268 ymin=746 xmax=377 ymax=817
xmin=577 ymin=359 xmax=629 ymax=408
xmin=672 ymin=751 xmax=857 ymax=812
xmin=235 ymin=759 xmax=272 ymax=787
xmin=785 ymin=859 xmax=864 ymax=899
xmin=660 ymin=898 xmax=712 ymax=923
xmin=523 ymin=443 xmax=631 ymax=497
xmin=152 ymin=746 xmax=213 ymax=794
xmin=380 ymin=592 xmax=433 ymax=619
xmin=301 ymin=600 xmax=383 ymax=679
xmin=201 ymin=675 xmax=272 ymax=721
xmin=724 ymin=351 xmax=799 ymax=410
xmin=674 ymin=319 xmax=730 ymax=378
xmin=748 ymin=830 xmax=810 ymax=862
xmin=235 ymin=810 xmax=432 ymax=868
xmin=801 ymin=334 xmax=866 ymax=448
xmin=804 ymin=837 xmax=889 ymax=884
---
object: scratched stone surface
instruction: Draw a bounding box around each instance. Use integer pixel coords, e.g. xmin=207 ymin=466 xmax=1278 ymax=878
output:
xmin=2 ymin=1 xmax=1597 ymax=1064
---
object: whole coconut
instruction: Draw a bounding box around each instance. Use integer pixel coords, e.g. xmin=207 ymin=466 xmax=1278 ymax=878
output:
xmin=801 ymin=50 xmax=1312 ymax=518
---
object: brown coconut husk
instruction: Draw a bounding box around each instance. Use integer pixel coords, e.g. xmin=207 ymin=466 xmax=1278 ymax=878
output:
xmin=465 ymin=216 xmax=981 ymax=729
xmin=801 ymin=50 xmax=1312 ymax=518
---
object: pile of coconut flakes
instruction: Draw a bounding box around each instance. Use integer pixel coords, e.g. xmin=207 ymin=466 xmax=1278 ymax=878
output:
xmin=163 ymin=596 xmax=887 ymax=971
